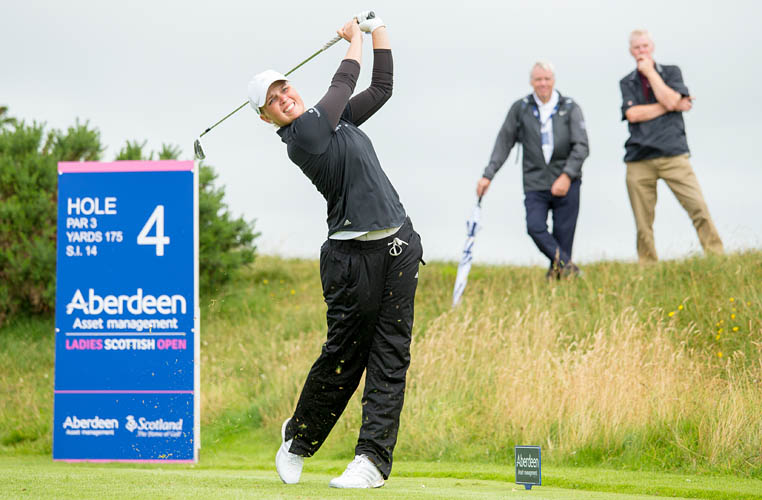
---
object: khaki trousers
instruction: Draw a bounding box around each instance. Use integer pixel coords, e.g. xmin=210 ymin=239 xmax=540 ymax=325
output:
xmin=625 ymin=153 xmax=723 ymax=263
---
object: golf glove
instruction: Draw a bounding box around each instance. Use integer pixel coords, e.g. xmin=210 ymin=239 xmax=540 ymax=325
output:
xmin=358 ymin=15 xmax=385 ymax=33
xmin=354 ymin=10 xmax=374 ymax=23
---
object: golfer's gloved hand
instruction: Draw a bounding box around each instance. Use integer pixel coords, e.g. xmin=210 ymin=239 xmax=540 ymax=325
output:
xmin=357 ymin=13 xmax=385 ymax=33
xmin=354 ymin=11 xmax=374 ymax=23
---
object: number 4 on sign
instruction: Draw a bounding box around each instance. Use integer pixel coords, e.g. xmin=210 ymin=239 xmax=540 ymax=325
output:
xmin=137 ymin=205 xmax=170 ymax=256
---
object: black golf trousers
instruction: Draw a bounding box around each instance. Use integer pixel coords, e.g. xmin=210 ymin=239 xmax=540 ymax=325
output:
xmin=285 ymin=217 xmax=423 ymax=479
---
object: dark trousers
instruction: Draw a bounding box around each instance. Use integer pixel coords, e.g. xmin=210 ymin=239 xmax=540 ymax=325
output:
xmin=285 ymin=217 xmax=423 ymax=479
xmin=523 ymin=179 xmax=581 ymax=266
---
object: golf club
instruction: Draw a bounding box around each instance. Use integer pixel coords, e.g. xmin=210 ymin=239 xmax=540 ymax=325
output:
xmin=194 ymin=13 xmax=374 ymax=160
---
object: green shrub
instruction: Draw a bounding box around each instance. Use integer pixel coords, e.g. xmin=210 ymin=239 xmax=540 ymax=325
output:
xmin=0 ymin=119 xmax=102 ymax=325
xmin=198 ymin=165 xmax=259 ymax=292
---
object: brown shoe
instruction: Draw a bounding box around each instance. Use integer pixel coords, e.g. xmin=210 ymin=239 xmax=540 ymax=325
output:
xmin=546 ymin=249 xmax=562 ymax=281
xmin=560 ymin=262 xmax=581 ymax=279
xmin=546 ymin=266 xmax=560 ymax=281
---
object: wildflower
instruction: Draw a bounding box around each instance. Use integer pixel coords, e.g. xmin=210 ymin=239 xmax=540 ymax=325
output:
xmin=718 ymin=328 xmax=724 ymax=334
xmin=731 ymin=314 xmax=736 ymax=319
xmin=263 ymin=279 xmax=269 ymax=285
xmin=717 ymin=351 xmax=723 ymax=358
xmin=716 ymin=334 xmax=721 ymax=340
xmin=732 ymin=326 xmax=739 ymax=332
xmin=668 ymin=311 xmax=675 ymax=317
xmin=729 ymin=297 xmax=735 ymax=302
xmin=747 ymin=302 xmax=752 ymax=306
xmin=678 ymin=305 xmax=684 ymax=311
xmin=291 ymin=289 xmax=296 ymax=295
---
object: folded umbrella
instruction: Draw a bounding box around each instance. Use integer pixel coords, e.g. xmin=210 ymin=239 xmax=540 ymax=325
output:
xmin=452 ymin=197 xmax=482 ymax=307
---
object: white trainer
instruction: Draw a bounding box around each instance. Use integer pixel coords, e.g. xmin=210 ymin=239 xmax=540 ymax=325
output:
xmin=329 ymin=455 xmax=385 ymax=489
xmin=275 ymin=418 xmax=303 ymax=484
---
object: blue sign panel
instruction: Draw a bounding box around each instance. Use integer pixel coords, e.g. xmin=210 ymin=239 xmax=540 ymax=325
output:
xmin=515 ymin=445 xmax=542 ymax=490
xmin=53 ymin=393 xmax=194 ymax=461
xmin=54 ymin=161 xmax=199 ymax=462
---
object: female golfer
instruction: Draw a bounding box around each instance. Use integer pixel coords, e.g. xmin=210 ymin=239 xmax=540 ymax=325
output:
xmin=248 ymin=13 xmax=423 ymax=489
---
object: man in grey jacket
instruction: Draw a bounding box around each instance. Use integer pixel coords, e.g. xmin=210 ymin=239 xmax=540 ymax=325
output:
xmin=477 ymin=61 xmax=589 ymax=279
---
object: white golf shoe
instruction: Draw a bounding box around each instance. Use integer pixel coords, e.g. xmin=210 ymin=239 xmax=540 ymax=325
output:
xmin=329 ymin=454 xmax=385 ymax=489
xmin=275 ymin=418 xmax=303 ymax=484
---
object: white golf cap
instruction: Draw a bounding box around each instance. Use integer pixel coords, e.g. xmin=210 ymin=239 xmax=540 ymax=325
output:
xmin=248 ymin=69 xmax=288 ymax=114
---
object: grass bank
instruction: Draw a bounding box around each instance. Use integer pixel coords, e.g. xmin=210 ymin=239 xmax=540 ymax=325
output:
xmin=1 ymin=251 xmax=761 ymax=477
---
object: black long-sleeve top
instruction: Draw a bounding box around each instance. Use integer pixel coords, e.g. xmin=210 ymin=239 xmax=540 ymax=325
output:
xmin=277 ymin=49 xmax=406 ymax=236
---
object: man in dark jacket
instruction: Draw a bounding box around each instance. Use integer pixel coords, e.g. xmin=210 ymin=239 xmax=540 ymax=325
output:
xmin=477 ymin=61 xmax=589 ymax=279
xmin=620 ymin=29 xmax=723 ymax=263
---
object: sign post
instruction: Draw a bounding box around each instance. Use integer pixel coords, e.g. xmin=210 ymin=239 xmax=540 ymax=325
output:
xmin=53 ymin=160 xmax=199 ymax=462
xmin=515 ymin=445 xmax=541 ymax=490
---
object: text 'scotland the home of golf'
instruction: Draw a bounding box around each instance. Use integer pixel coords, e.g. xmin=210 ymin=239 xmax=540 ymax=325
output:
xmin=53 ymin=160 xmax=200 ymax=462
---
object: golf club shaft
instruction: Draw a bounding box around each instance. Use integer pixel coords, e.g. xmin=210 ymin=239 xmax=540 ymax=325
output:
xmin=285 ymin=35 xmax=341 ymax=77
xmin=199 ymin=102 xmax=248 ymax=138
xmin=198 ymin=35 xmax=343 ymax=139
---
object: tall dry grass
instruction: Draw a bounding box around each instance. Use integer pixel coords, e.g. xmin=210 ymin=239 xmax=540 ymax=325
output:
xmin=400 ymin=292 xmax=762 ymax=470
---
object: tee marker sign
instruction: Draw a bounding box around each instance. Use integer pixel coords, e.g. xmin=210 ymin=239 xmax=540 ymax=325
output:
xmin=515 ymin=445 xmax=541 ymax=490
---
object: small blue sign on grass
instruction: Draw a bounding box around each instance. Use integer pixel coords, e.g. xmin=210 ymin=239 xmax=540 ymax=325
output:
xmin=515 ymin=445 xmax=541 ymax=490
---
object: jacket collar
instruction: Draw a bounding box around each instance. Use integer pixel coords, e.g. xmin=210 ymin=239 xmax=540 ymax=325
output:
xmin=276 ymin=124 xmax=290 ymax=141
xmin=526 ymin=90 xmax=565 ymax=106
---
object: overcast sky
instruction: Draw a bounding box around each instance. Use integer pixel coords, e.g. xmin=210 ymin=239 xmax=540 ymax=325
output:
xmin=4 ymin=0 xmax=761 ymax=265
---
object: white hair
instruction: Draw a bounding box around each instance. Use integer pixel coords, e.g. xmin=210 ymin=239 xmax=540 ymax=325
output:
xmin=629 ymin=29 xmax=653 ymax=45
xmin=530 ymin=61 xmax=555 ymax=80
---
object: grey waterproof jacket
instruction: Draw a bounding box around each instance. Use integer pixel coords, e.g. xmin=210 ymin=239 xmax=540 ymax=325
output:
xmin=482 ymin=92 xmax=589 ymax=192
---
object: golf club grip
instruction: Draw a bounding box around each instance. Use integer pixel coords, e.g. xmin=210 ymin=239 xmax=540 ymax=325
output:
xmin=322 ymin=35 xmax=342 ymax=51
xmin=287 ymin=27 xmax=348 ymax=77
xmin=321 ymin=12 xmax=375 ymax=50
